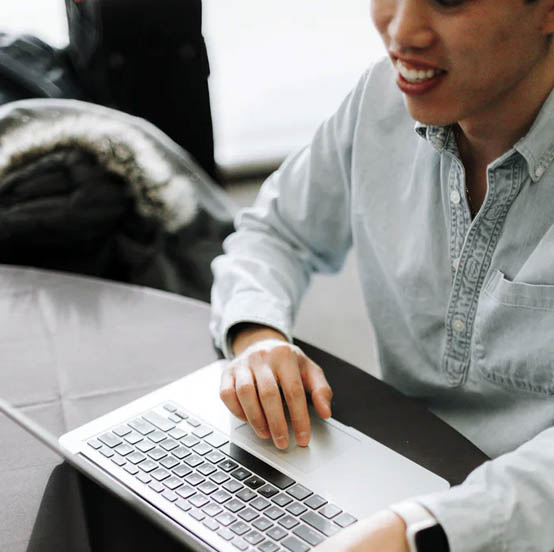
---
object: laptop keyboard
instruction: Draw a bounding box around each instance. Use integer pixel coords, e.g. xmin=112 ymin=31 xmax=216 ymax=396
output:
xmin=86 ymin=402 xmax=357 ymax=552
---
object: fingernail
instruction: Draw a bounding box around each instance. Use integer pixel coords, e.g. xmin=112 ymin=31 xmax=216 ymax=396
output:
xmin=298 ymin=431 xmax=309 ymax=446
xmin=275 ymin=435 xmax=288 ymax=449
xmin=258 ymin=427 xmax=270 ymax=438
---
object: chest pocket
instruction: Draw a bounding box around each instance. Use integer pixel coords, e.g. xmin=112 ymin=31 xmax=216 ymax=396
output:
xmin=473 ymin=270 xmax=554 ymax=396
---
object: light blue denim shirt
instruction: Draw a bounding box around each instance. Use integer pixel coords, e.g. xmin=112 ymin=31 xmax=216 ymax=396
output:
xmin=211 ymin=56 xmax=554 ymax=552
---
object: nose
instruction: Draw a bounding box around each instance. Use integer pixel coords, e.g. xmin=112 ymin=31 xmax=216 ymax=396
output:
xmin=381 ymin=0 xmax=435 ymax=52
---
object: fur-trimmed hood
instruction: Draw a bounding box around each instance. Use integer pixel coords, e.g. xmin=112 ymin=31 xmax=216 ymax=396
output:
xmin=0 ymin=99 xmax=236 ymax=232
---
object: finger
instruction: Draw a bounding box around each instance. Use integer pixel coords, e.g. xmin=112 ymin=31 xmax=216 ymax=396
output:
xmin=219 ymin=364 xmax=247 ymax=421
xmin=300 ymin=358 xmax=333 ymax=419
xmin=234 ymin=359 xmax=271 ymax=439
xmin=250 ymin=352 xmax=290 ymax=449
xmin=274 ymin=348 xmax=311 ymax=447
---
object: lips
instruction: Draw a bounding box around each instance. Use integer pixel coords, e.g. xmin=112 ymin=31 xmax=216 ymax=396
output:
xmin=392 ymin=56 xmax=447 ymax=96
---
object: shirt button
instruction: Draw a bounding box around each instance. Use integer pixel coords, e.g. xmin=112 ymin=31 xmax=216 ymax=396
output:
xmin=452 ymin=258 xmax=460 ymax=271
xmin=450 ymin=190 xmax=461 ymax=204
xmin=452 ymin=319 xmax=466 ymax=333
xmin=535 ymin=166 xmax=545 ymax=179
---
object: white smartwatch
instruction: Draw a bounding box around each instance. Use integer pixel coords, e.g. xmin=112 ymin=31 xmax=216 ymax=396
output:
xmin=389 ymin=501 xmax=450 ymax=552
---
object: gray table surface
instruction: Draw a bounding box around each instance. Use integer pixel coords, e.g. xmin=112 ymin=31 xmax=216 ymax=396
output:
xmin=0 ymin=265 xmax=487 ymax=552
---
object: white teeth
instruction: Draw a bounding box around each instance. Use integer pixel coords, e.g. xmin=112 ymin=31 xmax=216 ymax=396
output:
xmin=396 ymin=60 xmax=442 ymax=83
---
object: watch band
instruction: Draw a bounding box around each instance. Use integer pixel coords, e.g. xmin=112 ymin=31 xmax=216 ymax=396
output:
xmin=389 ymin=501 xmax=449 ymax=552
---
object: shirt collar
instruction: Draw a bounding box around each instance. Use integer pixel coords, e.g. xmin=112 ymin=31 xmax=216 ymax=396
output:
xmin=414 ymin=86 xmax=554 ymax=183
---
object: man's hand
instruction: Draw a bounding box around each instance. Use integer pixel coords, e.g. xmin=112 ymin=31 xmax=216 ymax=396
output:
xmin=314 ymin=510 xmax=409 ymax=552
xmin=219 ymin=324 xmax=333 ymax=449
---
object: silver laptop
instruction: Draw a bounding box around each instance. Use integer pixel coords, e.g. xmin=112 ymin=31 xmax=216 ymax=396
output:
xmin=4 ymin=360 xmax=449 ymax=552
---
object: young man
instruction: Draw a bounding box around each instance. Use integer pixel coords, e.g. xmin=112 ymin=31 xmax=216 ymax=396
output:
xmin=211 ymin=0 xmax=554 ymax=550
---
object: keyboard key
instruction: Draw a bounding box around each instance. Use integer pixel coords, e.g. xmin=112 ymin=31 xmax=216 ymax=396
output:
xmin=334 ymin=512 xmax=357 ymax=528
xmin=135 ymin=472 xmax=152 ymax=484
xmin=173 ymin=465 xmax=193 ymax=478
xmin=267 ymin=525 xmax=288 ymax=541
xmin=176 ymin=499 xmax=191 ymax=512
xmin=259 ymin=484 xmax=279 ymax=499
xmin=124 ymin=431 xmax=143 ymax=445
xmin=164 ymin=476 xmax=183 ymax=490
xmin=98 ymin=432 xmax=122 ymax=448
xmin=223 ymin=480 xmax=243 ymax=493
xmin=143 ymin=411 xmax=175 ymax=432
xmin=272 ymin=493 xmax=293 ymax=507
xmin=182 ymin=435 xmax=201 ymax=448
xmin=124 ymin=464 xmax=139 ymax=475
xmin=287 ymin=484 xmax=312 ymax=502
xmin=301 ymin=510 xmax=340 ymax=537
xmin=219 ymin=459 xmax=238 ymax=472
xmin=278 ymin=515 xmax=300 ymax=530
xmin=203 ymin=502 xmax=224 ymax=517
xmin=231 ymin=468 xmax=251 ymax=481
xmin=304 ymin=494 xmax=327 ymax=510
xmin=99 ymin=447 xmax=114 ymax=458
xmin=237 ymin=507 xmax=259 ymax=523
xmin=184 ymin=454 xmax=203 ymax=468
xmin=129 ymin=418 xmax=156 ymax=435
xmin=138 ymin=459 xmax=158 ymax=473
xmin=282 ymin=535 xmax=310 ymax=552
xmin=189 ymin=508 xmax=205 ymax=521
xmin=236 ymin=488 xmax=257 ymax=502
xmin=187 ymin=417 xmax=201 ymax=427
xmin=148 ymin=480 xmax=164 ymax=493
xmin=87 ymin=438 xmax=102 ymax=449
xmin=244 ymin=475 xmax=265 ymax=489
xmin=197 ymin=463 xmax=217 ymax=476
xmin=216 ymin=512 xmax=237 ymax=527
xmin=198 ymin=481 xmax=218 ymax=495
xmin=172 ymin=446 xmax=191 ymax=460
xmin=286 ymin=502 xmax=307 ymax=516
xmin=113 ymin=425 xmax=132 ymax=437
xmin=204 ymin=433 xmax=229 ymax=448
xmin=244 ymin=530 xmax=264 ymax=545
xmin=206 ymin=450 xmax=226 ymax=464
xmin=225 ymin=499 xmax=245 ymax=513
xmin=265 ymin=506 xmax=285 ymax=520
xmin=252 ymin=517 xmax=274 ymax=532
xmin=189 ymin=493 xmax=210 ymax=509
xmin=210 ymin=471 xmax=230 ymax=485
xmin=319 ymin=504 xmax=341 ymax=519
xmin=217 ymin=527 xmax=235 ymax=540
xmin=160 ymin=438 xmax=179 ymax=451
xmin=168 ymin=414 xmax=182 ymax=423
xmin=185 ymin=472 xmax=205 ymax=486
xmin=231 ymin=537 xmax=249 ymax=550
xmin=176 ymin=485 xmax=196 ymax=499
xmin=212 ymin=490 xmax=232 ymax=504
xmin=229 ymin=520 xmax=250 ymax=536
xmin=251 ymin=497 xmax=271 ymax=511
xmin=111 ymin=456 xmax=126 ymax=467
xmin=293 ymin=524 xmax=324 ymax=546
xmin=203 ymin=517 xmax=220 ymax=532
xmin=163 ymin=403 xmax=177 ymax=413
xmin=168 ymin=428 xmax=187 ymax=440
xmin=192 ymin=425 xmax=213 ymax=439
xmin=148 ymin=447 xmax=167 ymax=461
xmin=151 ymin=467 xmax=171 ymax=481
xmin=148 ymin=430 xmax=167 ymax=444
xmin=259 ymin=540 xmax=281 ymax=552
xmin=162 ymin=490 xmax=178 ymax=502
xmin=193 ymin=442 xmax=212 ymax=456
xmin=221 ymin=443 xmax=295 ymax=490
xmin=160 ymin=456 xmax=179 ymax=469
xmin=136 ymin=441 xmax=155 ymax=453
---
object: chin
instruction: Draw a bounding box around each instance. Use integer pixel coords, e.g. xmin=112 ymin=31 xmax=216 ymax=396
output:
xmin=403 ymin=97 xmax=457 ymax=128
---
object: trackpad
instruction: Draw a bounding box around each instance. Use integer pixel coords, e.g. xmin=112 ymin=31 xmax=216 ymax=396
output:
xmin=233 ymin=415 xmax=360 ymax=474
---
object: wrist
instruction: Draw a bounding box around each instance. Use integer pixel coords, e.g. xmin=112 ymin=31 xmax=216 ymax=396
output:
xmin=229 ymin=323 xmax=287 ymax=356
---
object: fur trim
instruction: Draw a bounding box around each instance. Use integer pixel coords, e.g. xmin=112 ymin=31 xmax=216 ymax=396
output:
xmin=0 ymin=114 xmax=198 ymax=231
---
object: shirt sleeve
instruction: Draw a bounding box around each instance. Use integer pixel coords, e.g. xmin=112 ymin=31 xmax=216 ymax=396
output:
xmin=210 ymin=69 xmax=372 ymax=358
xmin=415 ymin=424 xmax=554 ymax=552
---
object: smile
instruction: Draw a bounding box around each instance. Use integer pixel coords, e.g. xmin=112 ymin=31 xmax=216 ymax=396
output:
xmin=395 ymin=60 xmax=445 ymax=83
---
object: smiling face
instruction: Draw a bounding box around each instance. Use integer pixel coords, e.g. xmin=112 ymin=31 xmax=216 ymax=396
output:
xmin=371 ymin=0 xmax=554 ymax=129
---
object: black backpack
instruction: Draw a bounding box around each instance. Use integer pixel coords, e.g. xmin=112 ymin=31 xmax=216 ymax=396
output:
xmin=64 ymin=0 xmax=218 ymax=182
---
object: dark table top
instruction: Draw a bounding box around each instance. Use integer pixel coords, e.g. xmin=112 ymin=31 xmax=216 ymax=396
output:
xmin=0 ymin=266 xmax=487 ymax=552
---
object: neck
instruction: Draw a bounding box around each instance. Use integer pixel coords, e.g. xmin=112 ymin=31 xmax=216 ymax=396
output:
xmin=456 ymin=54 xmax=554 ymax=169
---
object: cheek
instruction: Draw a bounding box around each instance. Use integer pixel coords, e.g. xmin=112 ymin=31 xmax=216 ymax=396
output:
xmin=370 ymin=1 xmax=389 ymax=38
